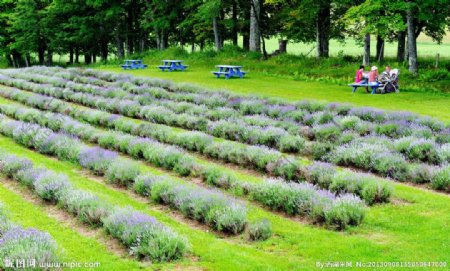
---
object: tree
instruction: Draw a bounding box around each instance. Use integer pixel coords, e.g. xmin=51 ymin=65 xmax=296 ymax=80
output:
xmin=343 ymin=0 xmax=405 ymax=64
xmin=9 ymin=0 xmax=51 ymax=66
xmin=406 ymin=1 xmax=418 ymax=74
xmin=249 ymin=0 xmax=261 ymax=52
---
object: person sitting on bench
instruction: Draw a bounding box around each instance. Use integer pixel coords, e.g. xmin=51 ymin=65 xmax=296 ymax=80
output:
xmin=355 ymin=65 xmax=369 ymax=92
xmin=368 ymin=66 xmax=379 ymax=88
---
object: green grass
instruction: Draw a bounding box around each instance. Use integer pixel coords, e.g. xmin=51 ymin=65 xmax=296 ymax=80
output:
xmin=0 ymin=119 xmax=449 ymax=270
xmin=98 ymin=65 xmax=450 ymax=122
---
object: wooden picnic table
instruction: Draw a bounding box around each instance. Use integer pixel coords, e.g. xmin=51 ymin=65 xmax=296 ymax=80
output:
xmin=121 ymin=59 xmax=147 ymax=70
xmin=158 ymin=60 xmax=188 ymax=71
xmin=212 ymin=65 xmax=247 ymax=79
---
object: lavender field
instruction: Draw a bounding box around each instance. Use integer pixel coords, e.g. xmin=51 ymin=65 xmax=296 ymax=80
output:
xmin=0 ymin=67 xmax=448 ymax=270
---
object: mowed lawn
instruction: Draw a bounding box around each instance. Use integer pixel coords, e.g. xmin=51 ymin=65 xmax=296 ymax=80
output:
xmin=98 ymin=66 xmax=450 ymax=122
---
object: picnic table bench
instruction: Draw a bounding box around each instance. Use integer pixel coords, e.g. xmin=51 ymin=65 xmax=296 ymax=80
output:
xmin=349 ymin=83 xmax=379 ymax=94
xmin=212 ymin=65 xmax=247 ymax=79
xmin=121 ymin=60 xmax=147 ymax=70
xmin=158 ymin=60 xmax=188 ymax=71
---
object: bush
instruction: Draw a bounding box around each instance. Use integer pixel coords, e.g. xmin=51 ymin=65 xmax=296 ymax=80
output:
xmin=330 ymin=172 xmax=392 ymax=205
xmin=136 ymin=173 xmax=248 ymax=234
xmin=248 ymin=219 xmax=272 ymax=241
xmin=59 ymin=190 xmax=111 ymax=226
xmin=410 ymin=164 xmax=436 ymax=184
xmin=79 ymin=147 xmax=118 ymax=175
xmin=372 ymin=152 xmax=411 ymax=181
xmin=33 ymin=171 xmax=71 ymax=202
xmin=266 ymin=158 xmax=303 ymax=181
xmin=201 ymin=166 xmax=238 ymax=190
xmin=0 ymin=155 xmax=32 ymax=178
xmin=437 ymin=143 xmax=450 ymax=164
xmin=209 ymin=203 xmax=248 ymax=234
xmin=305 ymin=162 xmax=336 ymax=189
xmin=105 ymin=158 xmax=141 ymax=186
xmin=430 ymin=166 xmax=450 ymax=192
xmin=277 ymin=135 xmax=305 ymax=153
xmin=312 ymin=123 xmax=341 ymax=142
xmin=407 ymin=139 xmax=440 ymax=164
xmin=324 ymin=194 xmax=366 ymax=230
xmin=0 ymin=227 xmax=61 ymax=268
xmin=311 ymin=142 xmax=335 ymax=161
xmin=102 ymin=208 xmax=188 ymax=261
xmin=375 ymin=122 xmax=409 ymax=138
xmin=250 ymin=179 xmax=315 ymax=216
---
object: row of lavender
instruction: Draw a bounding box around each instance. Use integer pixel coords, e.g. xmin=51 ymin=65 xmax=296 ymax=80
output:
xmin=0 ymin=88 xmax=392 ymax=206
xmin=0 ymin=73 xmax=447 ymax=191
xmin=0 ymin=110 xmax=367 ymax=230
xmin=0 ymin=152 xmax=189 ymax=262
xmin=0 ymin=202 xmax=60 ymax=269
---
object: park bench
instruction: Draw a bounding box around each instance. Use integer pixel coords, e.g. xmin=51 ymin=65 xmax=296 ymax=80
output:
xmin=121 ymin=60 xmax=147 ymax=70
xmin=158 ymin=60 xmax=188 ymax=71
xmin=212 ymin=65 xmax=247 ymax=79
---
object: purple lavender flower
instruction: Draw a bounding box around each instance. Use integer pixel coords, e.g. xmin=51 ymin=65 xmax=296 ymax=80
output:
xmin=79 ymin=147 xmax=118 ymax=175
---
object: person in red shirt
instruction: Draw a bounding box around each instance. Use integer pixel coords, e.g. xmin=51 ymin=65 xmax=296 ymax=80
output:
xmin=355 ymin=65 xmax=369 ymax=92
xmin=355 ymin=65 xmax=365 ymax=83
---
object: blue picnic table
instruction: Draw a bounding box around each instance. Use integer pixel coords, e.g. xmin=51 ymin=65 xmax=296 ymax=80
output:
xmin=212 ymin=65 xmax=247 ymax=79
xmin=121 ymin=60 xmax=147 ymax=70
xmin=158 ymin=60 xmax=188 ymax=71
xmin=348 ymin=83 xmax=379 ymax=94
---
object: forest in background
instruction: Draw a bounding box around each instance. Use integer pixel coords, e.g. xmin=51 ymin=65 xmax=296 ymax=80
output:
xmin=0 ymin=0 xmax=449 ymax=75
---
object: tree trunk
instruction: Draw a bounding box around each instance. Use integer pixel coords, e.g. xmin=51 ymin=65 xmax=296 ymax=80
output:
xmin=69 ymin=47 xmax=74 ymax=64
xmin=116 ymin=30 xmax=124 ymax=57
xmin=397 ymin=30 xmax=406 ymax=62
xmin=75 ymin=47 xmax=80 ymax=64
xmin=38 ymin=47 xmax=45 ymax=65
xmin=363 ymin=34 xmax=370 ymax=66
xmin=84 ymin=53 xmax=91 ymax=65
xmin=155 ymin=28 xmax=161 ymax=50
xmin=406 ymin=3 xmax=418 ymax=75
xmin=213 ymin=17 xmax=222 ymax=50
xmin=316 ymin=1 xmax=330 ymax=58
xmin=126 ymin=3 xmax=134 ymax=55
xmin=249 ymin=0 xmax=261 ymax=52
xmin=232 ymin=2 xmax=238 ymax=46
xmin=6 ymin=54 xmax=13 ymax=66
xmin=24 ymin=53 xmax=30 ymax=67
xmin=46 ymin=50 xmax=52 ymax=66
xmin=100 ymin=41 xmax=108 ymax=63
xmin=93 ymin=53 xmax=97 ymax=63
xmin=191 ymin=43 xmax=195 ymax=53
xmin=12 ymin=51 xmax=20 ymax=68
xmin=162 ymin=31 xmax=168 ymax=49
xmin=376 ymin=35 xmax=384 ymax=62
xmin=278 ymin=40 xmax=287 ymax=53
xmin=243 ymin=7 xmax=250 ymax=51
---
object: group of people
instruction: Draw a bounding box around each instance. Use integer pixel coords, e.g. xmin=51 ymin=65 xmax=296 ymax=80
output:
xmin=355 ymin=65 xmax=399 ymax=93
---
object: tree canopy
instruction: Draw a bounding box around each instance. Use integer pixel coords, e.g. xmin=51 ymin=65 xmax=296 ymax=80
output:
xmin=0 ymin=0 xmax=449 ymax=72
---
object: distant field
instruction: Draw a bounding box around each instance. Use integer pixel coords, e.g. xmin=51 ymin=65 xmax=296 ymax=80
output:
xmin=261 ymin=34 xmax=450 ymax=58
